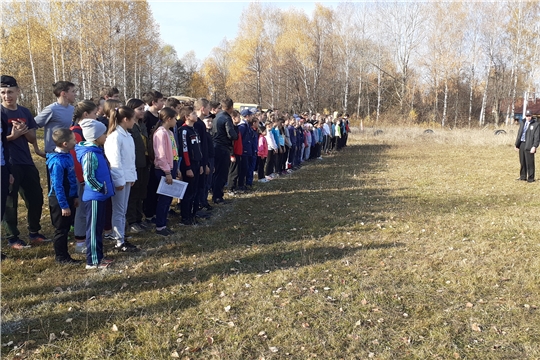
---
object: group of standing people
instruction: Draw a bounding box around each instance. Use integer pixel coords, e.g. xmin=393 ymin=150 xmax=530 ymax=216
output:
xmin=0 ymin=75 xmax=350 ymax=268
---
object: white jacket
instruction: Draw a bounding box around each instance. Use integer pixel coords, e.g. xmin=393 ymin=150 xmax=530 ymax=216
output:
xmin=104 ymin=126 xmax=137 ymax=187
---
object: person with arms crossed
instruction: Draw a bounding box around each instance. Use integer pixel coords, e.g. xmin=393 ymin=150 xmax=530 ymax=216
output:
xmin=1 ymin=75 xmax=49 ymax=249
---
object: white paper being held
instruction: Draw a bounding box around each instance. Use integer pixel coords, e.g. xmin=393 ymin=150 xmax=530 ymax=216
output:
xmin=156 ymin=176 xmax=188 ymax=199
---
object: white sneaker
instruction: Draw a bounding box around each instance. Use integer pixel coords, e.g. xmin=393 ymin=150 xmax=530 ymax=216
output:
xmin=258 ymin=178 xmax=269 ymax=183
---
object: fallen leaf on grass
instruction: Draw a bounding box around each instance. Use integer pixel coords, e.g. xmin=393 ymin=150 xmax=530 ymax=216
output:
xmin=269 ymin=346 xmax=278 ymax=353
xmin=171 ymin=351 xmax=180 ymax=358
xmin=65 ymin=318 xmax=73 ymax=323
xmin=361 ymin=298 xmax=368 ymax=305
xmin=302 ymin=323 xmax=310 ymax=328
xmin=466 ymin=302 xmax=474 ymax=308
xmin=49 ymin=333 xmax=56 ymax=342
xmin=471 ymin=323 xmax=481 ymax=332
xmin=111 ymin=324 xmax=118 ymax=332
xmin=224 ymin=305 xmax=231 ymax=312
xmin=207 ymin=336 xmax=214 ymax=345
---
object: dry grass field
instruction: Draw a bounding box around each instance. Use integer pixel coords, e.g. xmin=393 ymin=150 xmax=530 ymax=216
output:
xmin=2 ymin=125 xmax=539 ymax=359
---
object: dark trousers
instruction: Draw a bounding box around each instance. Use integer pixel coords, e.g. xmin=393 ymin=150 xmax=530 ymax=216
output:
xmin=323 ymin=135 xmax=329 ymax=153
xmin=246 ymin=155 xmax=256 ymax=186
xmin=265 ymin=149 xmax=275 ymax=176
xmin=282 ymin=147 xmax=290 ymax=171
xmin=195 ymin=162 xmax=207 ymax=210
xmin=155 ymin=162 xmax=178 ymax=228
xmin=288 ymin=146 xmax=296 ymax=168
xmin=1 ymin=166 xmax=10 ymax=220
xmin=49 ymin=195 xmax=75 ymax=261
xmin=3 ymin=164 xmax=43 ymax=239
xmin=144 ymin=164 xmax=159 ymax=219
xmin=104 ymin=198 xmax=112 ymax=232
xmin=202 ymin=158 xmax=214 ymax=206
xmin=228 ymin=155 xmax=242 ymax=190
xmin=213 ymin=145 xmax=231 ymax=201
xmin=127 ymin=166 xmax=149 ymax=225
xmin=519 ymin=142 xmax=535 ymax=181
xmin=84 ymin=199 xmax=106 ymax=266
xmin=180 ymin=161 xmax=200 ymax=220
xmin=295 ymin=145 xmax=302 ymax=166
xmin=258 ymin=156 xmax=266 ymax=179
xmin=238 ymin=154 xmax=248 ymax=188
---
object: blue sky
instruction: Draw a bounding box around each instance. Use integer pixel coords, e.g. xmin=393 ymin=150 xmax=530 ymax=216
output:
xmin=148 ymin=1 xmax=338 ymax=62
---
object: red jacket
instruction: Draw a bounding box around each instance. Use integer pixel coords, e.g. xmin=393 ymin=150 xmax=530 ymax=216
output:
xmin=233 ymin=130 xmax=243 ymax=156
xmin=70 ymin=125 xmax=84 ymax=183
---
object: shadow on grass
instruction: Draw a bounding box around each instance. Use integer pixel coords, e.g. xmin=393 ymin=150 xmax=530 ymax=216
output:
xmin=2 ymin=143 xmax=404 ymax=351
xmin=2 ymin=242 xmax=403 ymax=352
xmin=3 ymin=242 xmax=403 ymax=307
xmin=1 ymin=293 xmax=199 ymax=351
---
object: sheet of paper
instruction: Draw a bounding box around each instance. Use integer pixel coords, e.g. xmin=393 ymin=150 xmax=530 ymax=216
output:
xmin=156 ymin=176 xmax=188 ymax=199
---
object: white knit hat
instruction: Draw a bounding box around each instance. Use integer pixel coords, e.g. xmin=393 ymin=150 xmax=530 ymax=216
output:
xmin=79 ymin=119 xmax=107 ymax=142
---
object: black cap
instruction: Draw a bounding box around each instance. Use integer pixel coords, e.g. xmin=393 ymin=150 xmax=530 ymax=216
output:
xmin=526 ymin=110 xmax=532 ymax=116
xmin=1 ymin=75 xmax=18 ymax=88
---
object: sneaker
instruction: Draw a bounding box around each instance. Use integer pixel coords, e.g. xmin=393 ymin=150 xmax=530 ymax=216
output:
xmin=56 ymin=257 xmax=82 ymax=265
xmin=168 ymin=208 xmax=179 ymax=217
xmin=115 ymin=240 xmax=140 ymax=253
xmin=144 ymin=217 xmax=156 ymax=226
xmin=199 ymin=204 xmax=213 ymax=211
xmin=86 ymin=260 xmax=112 ymax=270
xmin=179 ymin=218 xmax=196 ymax=226
xmin=74 ymin=243 xmax=87 ymax=254
xmin=103 ymin=232 xmax=115 ymax=240
xmin=155 ymin=227 xmax=174 ymax=236
xmin=258 ymin=178 xmax=269 ymax=183
xmin=129 ymin=223 xmax=144 ymax=233
xmin=8 ymin=238 xmax=31 ymax=249
xmin=265 ymin=176 xmax=273 ymax=181
xmin=227 ymin=191 xmax=236 ymax=197
xmin=138 ymin=221 xmax=151 ymax=230
xmin=29 ymin=232 xmax=52 ymax=244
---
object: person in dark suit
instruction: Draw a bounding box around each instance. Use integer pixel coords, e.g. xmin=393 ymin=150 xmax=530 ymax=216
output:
xmin=515 ymin=110 xmax=539 ymax=182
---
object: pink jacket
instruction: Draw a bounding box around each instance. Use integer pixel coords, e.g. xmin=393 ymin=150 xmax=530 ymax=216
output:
xmin=153 ymin=126 xmax=174 ymax=172
xmin=258 ymin=134 xmax=268 ymax=158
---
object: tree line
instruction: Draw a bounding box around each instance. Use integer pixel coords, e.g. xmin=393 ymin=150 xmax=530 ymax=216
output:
xmin=2 ymin=1 xmax=539 ymax=127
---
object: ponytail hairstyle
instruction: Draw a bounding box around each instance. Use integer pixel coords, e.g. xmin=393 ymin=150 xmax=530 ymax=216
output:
xmin=108 ymin=106 xmax=135 ymax=135
xmin=103 ymin=99 xmax=122 ymax=120
xmin=155 ymin=107 xmax=178 ymax=133
xmin=73 ymin=100 xmax=97 ymax=124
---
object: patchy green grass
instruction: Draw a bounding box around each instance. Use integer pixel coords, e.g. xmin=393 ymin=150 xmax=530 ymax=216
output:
xmin=2 ymin=125 xmax=539 ymax=359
